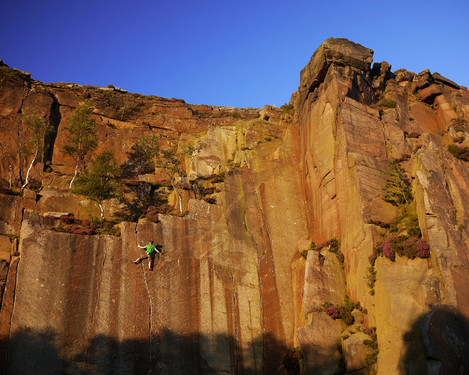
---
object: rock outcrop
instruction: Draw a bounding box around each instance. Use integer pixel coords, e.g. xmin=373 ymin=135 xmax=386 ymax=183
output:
xmin=1 ymin=38 xmax=469 ymax=374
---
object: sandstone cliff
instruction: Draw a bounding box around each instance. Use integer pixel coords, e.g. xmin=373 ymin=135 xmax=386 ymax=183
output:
xmin=1 ymin=38 xmax=469 ymax=374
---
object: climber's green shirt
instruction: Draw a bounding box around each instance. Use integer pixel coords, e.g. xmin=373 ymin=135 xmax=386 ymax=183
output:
xmin=145 ymin=244 xmax=156 ymax=255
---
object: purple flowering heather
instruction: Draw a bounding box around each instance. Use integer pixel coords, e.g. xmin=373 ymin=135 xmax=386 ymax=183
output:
xmin=72 ymin=229 xmax=94 ymax=235
xmin=145 ymin=206 xmax=157 ymax=214
xmin=403 ymin=237 xmax=430 ymax=259
xmin=381 ymin=239 xmax=395 ymax=261
xmin=325 ymin=305 xmax=340 ymax=319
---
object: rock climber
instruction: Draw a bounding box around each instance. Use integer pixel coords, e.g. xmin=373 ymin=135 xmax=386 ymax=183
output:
xmin=134 ymin=240 xmax=161 ymax=270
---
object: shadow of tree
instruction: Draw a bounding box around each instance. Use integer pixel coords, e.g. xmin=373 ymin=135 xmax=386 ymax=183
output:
xmin=43 ymin=95 xmax=61 ymax=169
xmin=115 ymin=181 xmax=167 ymax=222
xmin=399 ymin=304 xmax=469 ymax=375
xmin=1 ymin=327 xmax=301 ymax=374
xmin=2 ymin=327 xmax=64 ymax=374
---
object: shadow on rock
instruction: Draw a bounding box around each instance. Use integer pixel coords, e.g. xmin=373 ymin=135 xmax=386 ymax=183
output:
xmin=1 ymin=328 xmax=64 ymax=374
xmin=1 ymin=327 xmax=296 ymax=374
xmin=399 ymin=304 xmax=469 ymax=375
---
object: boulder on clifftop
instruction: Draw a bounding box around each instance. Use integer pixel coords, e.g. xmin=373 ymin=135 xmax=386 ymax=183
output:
xmin=432 ymin=72 xmax=460 ymax=90
xmin=299 ymin=38 xmax=374 ymax=102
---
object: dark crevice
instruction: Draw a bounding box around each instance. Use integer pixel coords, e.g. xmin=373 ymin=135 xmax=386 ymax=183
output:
xmin=2 ymin=257 xmax=20 ymax=374
xmin=43 ymin=93 xmax=61 ymax=169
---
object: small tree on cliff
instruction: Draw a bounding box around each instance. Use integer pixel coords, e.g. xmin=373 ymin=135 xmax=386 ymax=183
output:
xmin=121 ymin=134 xmax=160 ymax=177
xmin=20 ymin=113 xmax=52 ymax=192
xmin=63 ymin=102 xmax=98 ymax=189
xmin=73 ymin=150 xmax=121 ymax=218
xmin=382 ymin=159 xmax=412 ymax=206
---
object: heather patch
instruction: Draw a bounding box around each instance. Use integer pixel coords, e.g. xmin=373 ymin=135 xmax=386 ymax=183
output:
xmin=370 ymin=235 xmax=430 ymax=265
xmin=44 ymin=214 xmax=120 ymax=236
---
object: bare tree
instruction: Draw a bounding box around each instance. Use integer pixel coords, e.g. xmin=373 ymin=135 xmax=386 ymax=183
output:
xmin=20 ymin=113 xmax=52 ymax=192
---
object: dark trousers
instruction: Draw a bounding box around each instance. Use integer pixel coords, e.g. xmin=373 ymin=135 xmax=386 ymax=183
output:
xmin=134 ymin=252 xmax=156 ymax=268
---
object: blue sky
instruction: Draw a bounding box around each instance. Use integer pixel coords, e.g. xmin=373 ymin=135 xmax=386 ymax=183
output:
xmin=1 ymin=0 xmax=468 ymax=108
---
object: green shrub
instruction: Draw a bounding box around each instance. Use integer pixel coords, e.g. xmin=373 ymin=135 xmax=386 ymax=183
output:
xmin=0 ymin=65 xmax=13 ymax=78
xmin=363 ymin=327 xmax=379 ymax=366
xmin=366 ymin=266 xmax=377 ymax=295
xmin=380 ymin=98 xmax=396 ymax=108
xmin=382 ymin=159 xmax=412 ymax=206
xmin=116 ymin=103 xmax=138 ymax=121
xmin=90 ymin=218 xmax=120 ymax=235
xmin=365 ymin=348 xmax=379 ymax=367
xmin=280 ymin=103 xmax=294 ymax=114
xmin=407 ymin=225 xmax=421 ymax=238
xmin=0 ymin=65 xmax=27 ymax=80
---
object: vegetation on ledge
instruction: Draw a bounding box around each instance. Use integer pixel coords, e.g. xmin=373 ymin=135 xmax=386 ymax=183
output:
xmin=307 ymin=237 xmax=344 ymax=264
xmin=43 ymin=214 xmax=120 ymax=236
xmin=448 ymin=144 xmax=469 ymax=162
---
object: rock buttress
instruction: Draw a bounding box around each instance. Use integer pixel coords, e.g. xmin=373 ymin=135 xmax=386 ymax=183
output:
xmin=295 ymin=37 xmax=469 ymax=374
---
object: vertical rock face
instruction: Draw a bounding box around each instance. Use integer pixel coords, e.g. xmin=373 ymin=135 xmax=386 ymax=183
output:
xmin=1 ymin=38 xmax=469 ymax=374
xmin=294 ymin=38 xmax=469 ymax=375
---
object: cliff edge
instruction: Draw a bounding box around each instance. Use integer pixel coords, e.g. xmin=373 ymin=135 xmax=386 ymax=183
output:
xmin=1 ymin=38 xmax=469 ymax=374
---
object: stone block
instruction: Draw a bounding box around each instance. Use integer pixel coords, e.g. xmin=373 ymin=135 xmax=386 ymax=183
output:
xmin=303 ymin=251 xmax=346 ymax=317
xmin=342 ymin=332 xmax=369 ymax=372
xmin=0 ymin=236 xmax=11 ymax=253
xmin=297 ymin=312 xmax=344 ymax=375
xmin=418 ymin=84 xmax=443 ymax=104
